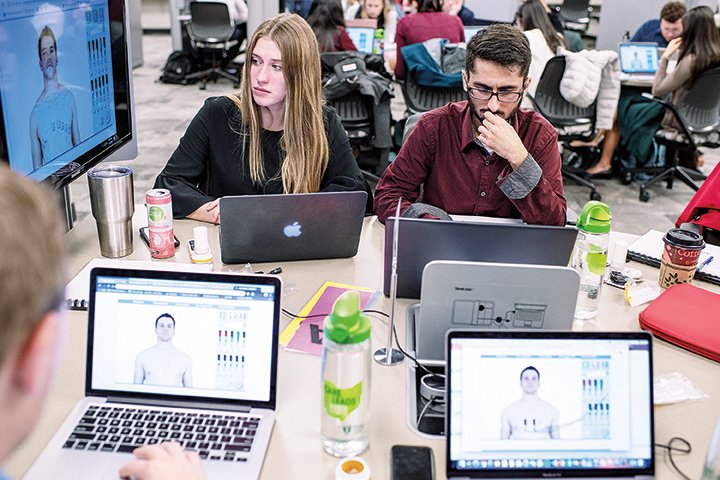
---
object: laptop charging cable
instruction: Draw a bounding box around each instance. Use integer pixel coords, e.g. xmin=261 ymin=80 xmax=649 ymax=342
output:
xmin=655 ymin=437 xmax=692 ymax=480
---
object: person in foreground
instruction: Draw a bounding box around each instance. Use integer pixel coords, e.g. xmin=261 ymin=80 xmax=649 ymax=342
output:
xmin=154 ymin=13 xmax=369 ymax=223
xmin=374 ymin=24 xmax=566 ymax=225
xmin=0 ymin=166 xmax=206 ymax=480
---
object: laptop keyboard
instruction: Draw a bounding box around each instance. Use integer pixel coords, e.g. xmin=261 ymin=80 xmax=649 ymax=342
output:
xmin=62 ymin=404 xmax=260 ymax=462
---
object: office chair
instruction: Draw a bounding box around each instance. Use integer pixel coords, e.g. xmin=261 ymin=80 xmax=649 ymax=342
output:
xmin=184 ymin=1 xmax=240 ymax=90
xmin=553 ymin=0 xmax=593 ymax=33
xmin=527 ymin=55 xmax=602 ymax=201
xmin=629 ymin=67 xmax=720 ymax=202
xmin=401 ymin=69 xmax=466 ymax=115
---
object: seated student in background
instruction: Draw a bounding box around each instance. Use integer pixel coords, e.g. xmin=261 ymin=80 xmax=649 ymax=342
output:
xmin=442 ymin=0 xmax=477 ymax=26
xmin=586 ymin=5 xmax=720 ymax=176
xmin=307 ymin=0 xmax=358 ymax=52
xmin=631 ymin=1 xmax=685 ymax=48
xmin=394 ymin=0 xmax=465 ymax=79
xmin=154 ymin=13 xmax=368 ymax=223
xmin=374 ymin=24 xmax=567 ymax=226
xmin=515 ymin=0 xmax=567 ymax=109
xmin=355 ymin=0 xmax=398 ymax=46
xmin=0 ymin=166 xmax=205 ymax=480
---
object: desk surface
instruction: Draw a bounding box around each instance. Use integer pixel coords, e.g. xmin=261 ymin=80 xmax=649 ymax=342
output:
xmin=6 ymin=211 xmax=720 ymax=479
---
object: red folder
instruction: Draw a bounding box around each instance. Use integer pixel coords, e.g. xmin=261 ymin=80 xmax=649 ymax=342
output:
xmin=639 ymin=283 xmax=720 ymax=362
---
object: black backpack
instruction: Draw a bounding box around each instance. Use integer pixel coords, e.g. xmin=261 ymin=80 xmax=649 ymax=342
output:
xmin=159 ymin=50 xmax=196 ymax=85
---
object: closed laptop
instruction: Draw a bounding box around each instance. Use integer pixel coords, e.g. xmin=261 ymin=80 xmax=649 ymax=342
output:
xmin=219 ymin=191 xmax=367 ymax=264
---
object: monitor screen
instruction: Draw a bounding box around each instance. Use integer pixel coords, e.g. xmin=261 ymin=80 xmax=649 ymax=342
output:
xmin=0 ymin=0 xmax=136 ymax=189
xmin=346 ymin=26 xmax=375 ymax=55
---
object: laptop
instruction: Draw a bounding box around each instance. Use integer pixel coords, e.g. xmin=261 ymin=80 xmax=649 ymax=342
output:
xmin=463 ymin=26 xmax=485 ymax=43
xmin=346 ymin=26 xmax=376 ymax=54
xmin=26 ymin=268 xmax=282 ymax=480
xmin=383 ymin=217 xmax=578 ymax=298
xmin=618 ymin=42 xmax=659 ymax=82
xmin=446 ymin=330 xmax=655 ymax=479
xmin=219 ymin=191 xmax=367 ymax=264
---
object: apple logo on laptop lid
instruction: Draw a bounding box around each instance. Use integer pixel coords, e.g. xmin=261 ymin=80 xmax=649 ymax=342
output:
xmin=283 ymin=221 xmax=302 ymax=238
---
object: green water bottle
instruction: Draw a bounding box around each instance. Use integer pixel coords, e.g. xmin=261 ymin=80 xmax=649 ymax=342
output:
xmin=320 ymin=291 xmax=372 ymax=457
xmin=571 ymin=201 xmax=611 ymax=319
xmin=373 ymin=28 xmax=384 ymax=55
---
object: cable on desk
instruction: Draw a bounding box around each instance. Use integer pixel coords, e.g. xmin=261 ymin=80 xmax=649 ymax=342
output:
xmin=417 ymin=395 xmax=441 ymax=430
xmin=655 ymin=437 xmax=692 ymax=480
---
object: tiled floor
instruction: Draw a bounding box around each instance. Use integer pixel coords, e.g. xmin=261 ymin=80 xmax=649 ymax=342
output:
xmin=69 ymin=33 xmax=718 ymax=236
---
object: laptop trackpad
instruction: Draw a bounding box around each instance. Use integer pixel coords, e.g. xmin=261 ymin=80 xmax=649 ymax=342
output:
xmin=100 ymin=457 xmax=133 ymax=480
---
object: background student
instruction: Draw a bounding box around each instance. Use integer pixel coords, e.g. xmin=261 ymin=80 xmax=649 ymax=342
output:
xmin=631 ymin=1 xmax=686 ymax=48
xmin=307 ymin=0 xmax=358 ymax=52
xmin=154 ymin=13 xmax=369 ymax=223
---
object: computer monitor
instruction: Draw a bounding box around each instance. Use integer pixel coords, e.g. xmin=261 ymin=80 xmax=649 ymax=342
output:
xmin=0 ymin=0 xmax=137 ymax=190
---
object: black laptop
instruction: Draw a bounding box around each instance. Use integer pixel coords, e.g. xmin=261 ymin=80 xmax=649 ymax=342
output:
xmin=383 ymin=217 xmax=578 ymax=298
xmin=219 ymin=191 xmax=367 ymax=264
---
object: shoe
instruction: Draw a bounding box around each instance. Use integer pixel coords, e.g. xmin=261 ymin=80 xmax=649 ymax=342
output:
xmin=585 ymin=168 xmax=613 ymax=179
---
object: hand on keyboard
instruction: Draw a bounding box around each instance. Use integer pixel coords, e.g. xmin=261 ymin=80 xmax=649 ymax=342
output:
xmin=118 ymin=441 xmax=208 ymax=480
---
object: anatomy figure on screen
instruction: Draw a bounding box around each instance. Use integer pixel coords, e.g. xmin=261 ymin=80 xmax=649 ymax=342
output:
xmin=134 ymin=313 xmax=193 ymax=387
xmin=29 ymin=26 xmax=80 ymax=169
xmin=500 ymin=366 xmax=559 ymax=439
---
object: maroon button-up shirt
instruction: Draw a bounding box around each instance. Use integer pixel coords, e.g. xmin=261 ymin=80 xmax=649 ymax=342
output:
xmin=375 ymin=102 xmax=567 ymax=225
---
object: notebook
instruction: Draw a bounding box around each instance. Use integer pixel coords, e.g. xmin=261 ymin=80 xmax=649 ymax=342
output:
xmin=626 ymin=229 xmax=720 ymax=286
xmin=446 ymin=330 xmax=655 ymax=479
xmin=26 ymin=267 xmax=282 ymax=480
xmin=383 ymin=217 xmax=578 ymax=298
xmin=219 ymin=191 xmax=367 ymax=264
xmin=346 ymin=26 xmax=376 ymax=54
xmin=618 ymin=42 xmax=659 ymax=82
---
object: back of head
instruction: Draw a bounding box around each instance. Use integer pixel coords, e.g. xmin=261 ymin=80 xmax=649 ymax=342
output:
xmin=516 ymin=0 xmax=565 ymax=53
xmin=680 ymin=5 xmax=720 ymax=80
xmin=0 ymin=166 xmax=64 ymax=367
xmin=465 ymin=23 xmax=532 ymax=78
xmin=660 ymin=1 xmax=686 ymax=23
xmin=307 ymin=0 xmax=346 ymax=51
xmin=417 ymin=0 xmax=442 ymax=13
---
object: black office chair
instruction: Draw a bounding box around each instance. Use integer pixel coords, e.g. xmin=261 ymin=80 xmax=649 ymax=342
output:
xmin=631 ymin=67 xmax=720 ymax=202
xmin=554 ymin=0 xmax=593 ymax=33
xmin=401 ymin=69 xmax=466 ymax=115
xmin=527 ymin=55 xmax=602 ymax=201
xmin=184 ymin=1 xmax=240 ymax=90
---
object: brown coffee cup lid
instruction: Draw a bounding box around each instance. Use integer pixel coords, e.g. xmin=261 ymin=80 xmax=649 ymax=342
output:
xmin=663 ymin=228 xmax=705 ymax=250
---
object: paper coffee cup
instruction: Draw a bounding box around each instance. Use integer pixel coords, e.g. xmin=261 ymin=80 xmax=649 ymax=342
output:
xmin=659 ymin=228 xmax=705 ymax=288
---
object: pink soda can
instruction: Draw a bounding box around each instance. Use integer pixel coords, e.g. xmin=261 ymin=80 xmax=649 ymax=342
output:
xmin=146 ymin=189 xmax=175 ymax=258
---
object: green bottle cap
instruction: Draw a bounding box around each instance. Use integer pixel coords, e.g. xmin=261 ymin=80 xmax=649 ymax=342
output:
xmin=576 ymin=200 xmax=612 ymax=234
xmin=324 ymin=291 xmax=371 ymax=344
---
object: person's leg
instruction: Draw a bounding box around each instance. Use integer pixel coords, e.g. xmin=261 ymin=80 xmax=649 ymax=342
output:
xmin=586 ymin=121 xmax=619 ymax=175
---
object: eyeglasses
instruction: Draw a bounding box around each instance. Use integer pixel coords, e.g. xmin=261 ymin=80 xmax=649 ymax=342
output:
xmin=466 ymin=86 xmax=524 ymax=103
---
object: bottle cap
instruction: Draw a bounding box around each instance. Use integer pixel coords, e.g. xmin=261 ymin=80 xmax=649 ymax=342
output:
xmin=324 ymin=291 xmax=371 ymax=344
xmin=335 ymin=456 xmax=371 ymax=480
xmin=576 ymin=201 xmax=611 ymax=234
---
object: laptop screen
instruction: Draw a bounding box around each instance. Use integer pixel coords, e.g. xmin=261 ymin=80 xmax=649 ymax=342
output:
xmin=464 ymin=26 xmax=484 ymax=43
xmin=87 ymin=268 xmax=281 ymax=409
xmin=619 ymin=42 xmax=659 ymax=74
xmin=346 ymin=26 xmax=376 ymax=54
xmin=447 ymin=331 xmax=654 ymax=478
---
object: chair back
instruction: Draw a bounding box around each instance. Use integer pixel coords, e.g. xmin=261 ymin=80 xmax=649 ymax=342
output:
xmin=531 ymin=55 xmax=595 ymax=130
xmin=402 ymin=70 xmax=466 ymax=114
xmin=558 ymin=0 xmax=591 ymax=23
xmin=676 ymin=67 xmax=720 ymax=135
xmin=188 ymin=1 xmax=235 ymax=42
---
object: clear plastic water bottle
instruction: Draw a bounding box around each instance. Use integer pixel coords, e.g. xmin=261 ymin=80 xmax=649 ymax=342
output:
xmin=571 ymin=201 xmax=612 ymax=320
xmin=321 ymin=291 xmax=371 ymax=457
xmin=373 ymin=28 xmax=385 ymax=55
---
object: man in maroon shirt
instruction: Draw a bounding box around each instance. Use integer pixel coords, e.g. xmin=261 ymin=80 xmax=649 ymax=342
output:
xmin=375 ymin=24 xmax=566 ymax=226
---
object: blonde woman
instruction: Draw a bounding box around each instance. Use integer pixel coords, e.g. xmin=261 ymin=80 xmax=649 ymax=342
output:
xmin=154 ymin=13 xmax=369 ymax=223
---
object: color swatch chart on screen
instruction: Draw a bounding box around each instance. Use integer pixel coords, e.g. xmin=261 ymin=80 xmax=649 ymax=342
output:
xmin=216 ymin=311 xmax=248 ymax=390
xmin=582 ymin=359 xmax=610 ymax=439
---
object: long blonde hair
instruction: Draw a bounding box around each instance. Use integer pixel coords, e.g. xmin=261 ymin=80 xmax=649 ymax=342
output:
xmin=229 ymin=13 xmax=328 ymax=193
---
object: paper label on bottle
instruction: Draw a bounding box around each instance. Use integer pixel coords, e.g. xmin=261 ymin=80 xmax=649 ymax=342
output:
xmin=323 ymin=379 xmax=362 ymax=421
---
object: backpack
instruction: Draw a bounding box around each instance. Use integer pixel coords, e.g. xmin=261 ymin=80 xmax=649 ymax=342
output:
xmin=159 ymin=50 xmax=196 ymax=85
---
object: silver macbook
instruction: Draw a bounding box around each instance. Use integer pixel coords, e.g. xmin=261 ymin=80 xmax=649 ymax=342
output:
xmin=383 ymin=217 xmax=578 ymax=298
xmin=618 ymin=42 xmax=659 ymax=82
xmin=446 ymin=330 xmax=655 ymax=479
xmin=219 ymin=191 xmax=367 ymax=264
xmin=26 ymin=268 xmax=281 ymax=480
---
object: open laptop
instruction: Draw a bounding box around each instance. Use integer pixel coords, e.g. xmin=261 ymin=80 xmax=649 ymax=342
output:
xmin=345 ymin=26 xmax=376 ymax=54
xmin=383 ymin=217 xmax=578 ymax=298
xmin=618 ymin=42 xmax=659 ymax=82
xmin=464 ymin=26 xmax=485 ymax=43
xmin=219 ymin=191 xmax=367 ymax=264
xmin=446 ymin=330 xmax=655 ymax=479
xmin=26 ymin=268 xmax=282 ymax=480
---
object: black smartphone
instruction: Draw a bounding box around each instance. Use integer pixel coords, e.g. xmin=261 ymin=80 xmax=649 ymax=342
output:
xmin=139 ymin=227 xmax=180 ymax=248
xmin=391 ymin=445 xmax=434 ymax=480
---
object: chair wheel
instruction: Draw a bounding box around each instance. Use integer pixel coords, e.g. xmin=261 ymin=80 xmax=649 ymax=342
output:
xmin=590 ymin=191 xmax=602 ymax=201
xmin=639 ymin=190 xmax=651 ymax=202
xmin=621 ymin=172 xmax=632 ymax=185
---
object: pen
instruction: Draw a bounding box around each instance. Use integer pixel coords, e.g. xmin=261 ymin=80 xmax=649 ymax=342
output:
xmin=697 ymin=255 xmax=714 ymax=272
